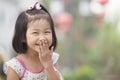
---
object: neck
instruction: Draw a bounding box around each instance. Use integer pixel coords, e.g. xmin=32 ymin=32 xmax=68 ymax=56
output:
xmin=19 ymin=51 xmax=43 ymax=72
xmin=24 ymin=50 xmax=40 ymax=62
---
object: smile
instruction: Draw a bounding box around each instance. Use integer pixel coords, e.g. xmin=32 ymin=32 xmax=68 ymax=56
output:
xmin=35 ymin=44 xmax=40 ymax=46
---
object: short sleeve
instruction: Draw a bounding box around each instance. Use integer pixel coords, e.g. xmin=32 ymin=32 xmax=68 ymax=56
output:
xmin=52 ymin=53 xmax=64 ymax=80
xmin=3 ymin=58 xmax=24 ymax=77
xmin=52 ymin=52 xmax=59 ymax=64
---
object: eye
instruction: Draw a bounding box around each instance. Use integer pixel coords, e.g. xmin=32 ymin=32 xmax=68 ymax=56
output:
xmin=32 ymin=32 xmax=39 ymax=35
xmin=45 ymin=31 xmax=51 ymax=34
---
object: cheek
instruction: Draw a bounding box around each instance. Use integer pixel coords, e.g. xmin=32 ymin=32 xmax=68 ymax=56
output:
xmin=46 ymin=35 xmax=52 ymax=45
xmin=26 ymin=35 xmax=36 ymax=45
xmin=49 ymin=37 xmax=53 ymax=45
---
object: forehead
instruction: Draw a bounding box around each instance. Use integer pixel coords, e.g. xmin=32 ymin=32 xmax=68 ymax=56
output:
xmin=27 ymin=19 xmax=50 ymax=30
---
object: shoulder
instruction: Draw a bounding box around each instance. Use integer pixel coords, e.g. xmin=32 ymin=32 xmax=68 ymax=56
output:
xmin=6 ymin=67 xmax=19 ymax=80
xmin=3 ymin=57 xmax=24 ymax=77
xmin=52 ymin=52 xmax=59 ymax=64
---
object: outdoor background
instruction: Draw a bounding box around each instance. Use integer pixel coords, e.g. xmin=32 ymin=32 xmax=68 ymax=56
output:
xmin=0 ymin=0 xmax=120 ymax=80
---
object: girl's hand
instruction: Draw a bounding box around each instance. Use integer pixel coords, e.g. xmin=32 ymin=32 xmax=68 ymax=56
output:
xmin=38 ymin=40 xmax=53 ymax=68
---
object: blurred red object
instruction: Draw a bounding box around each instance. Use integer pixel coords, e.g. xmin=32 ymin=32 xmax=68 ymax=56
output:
xmin=55 ymin=12 xmax=72 ymax=33
xmin=97 ymin=0 xmax=108 ymax=6
xmin=61 ymin=0 xmax=68 ymax=6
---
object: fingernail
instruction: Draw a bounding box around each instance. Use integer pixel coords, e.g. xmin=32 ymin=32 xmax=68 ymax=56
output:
xmin=40 ymin=41 xmax=42 ymax=45
xmin=41 ymin=40 xmax=44 ymax=43
xmin=45 ymin=40 xmax=47 ymax=43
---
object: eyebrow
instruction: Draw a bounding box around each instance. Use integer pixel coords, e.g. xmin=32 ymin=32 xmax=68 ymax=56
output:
xmin=32 ymin=28 xmax=51 ymax=31
xmin=44 ymin=28 xmax=51 ymax=30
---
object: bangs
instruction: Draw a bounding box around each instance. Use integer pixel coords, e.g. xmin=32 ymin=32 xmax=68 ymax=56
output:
xmin=25 ymin=10 xmax=50 ymax=23
xmin=26 ymin=14 xmax=49 ymax=23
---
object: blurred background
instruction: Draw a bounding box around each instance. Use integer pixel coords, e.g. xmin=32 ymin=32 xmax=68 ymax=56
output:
xmin=0 ymin=0 xmax=120 ymax=80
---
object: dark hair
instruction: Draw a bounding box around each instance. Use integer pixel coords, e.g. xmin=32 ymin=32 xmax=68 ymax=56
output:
xmin=12 ymin=3 xmax=57 ymax=53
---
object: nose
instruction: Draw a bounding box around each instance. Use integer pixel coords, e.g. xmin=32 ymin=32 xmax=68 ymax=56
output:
xmin=38 ymin=35 xmax=46 ymax=41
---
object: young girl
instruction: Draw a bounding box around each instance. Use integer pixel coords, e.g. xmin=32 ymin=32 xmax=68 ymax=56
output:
xmin=3 ymin=2 xmax=63 ymax=80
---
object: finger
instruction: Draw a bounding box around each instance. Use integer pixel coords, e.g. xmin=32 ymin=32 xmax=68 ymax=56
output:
xmin=45 ymin=39 xmax=49 ymax=47
xmin=38 ymin=42 xmax=42 ymax=58
xmin=38 ymin=41 xmax=42 ymax=53
xmin=43 ymin=39 xmax=47 ymax=50
xmin=39 ymin=40 xmax=44 ymax=56
xmin=45 ymin=40 xmax=51 ymax=51
xmin=44 ymin=40 xmax=48 ymax=50
xmin=42 ymin=40 xmax=46 ymax=52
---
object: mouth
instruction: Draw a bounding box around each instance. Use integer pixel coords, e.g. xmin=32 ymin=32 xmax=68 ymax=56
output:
xmin=35 ymin=44 xmax=40 ymax=46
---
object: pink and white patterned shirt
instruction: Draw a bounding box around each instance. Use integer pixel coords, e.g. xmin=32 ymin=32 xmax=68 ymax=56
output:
xmin=3 ymin=52 xmax=60 ymax=80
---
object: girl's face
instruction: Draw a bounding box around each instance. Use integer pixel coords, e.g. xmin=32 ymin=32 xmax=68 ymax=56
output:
xmin=26 ymin=19 xmax=52 ymax=53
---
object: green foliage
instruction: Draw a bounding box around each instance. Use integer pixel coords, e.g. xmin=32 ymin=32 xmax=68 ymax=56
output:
xmin=89 ymin=21 xmax=120 ymax=77
xmin=41 ymin=0 xmax=51 ymax=9
xmin=66 ymin=20 xmax=120 ymax=80
xmin=73 ymin=66 xmax=96 ymax=80
xmin=63 ymin=66 xmax=96 ymax=80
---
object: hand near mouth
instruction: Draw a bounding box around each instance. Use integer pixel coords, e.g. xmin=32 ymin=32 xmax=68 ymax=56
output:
xmin=38 ymin=39 xmax=54 ymax=68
